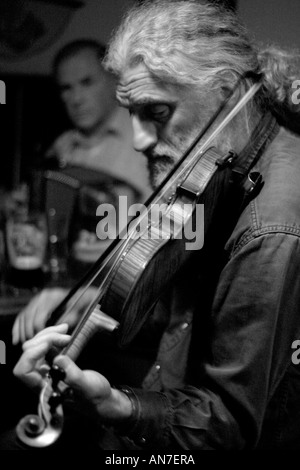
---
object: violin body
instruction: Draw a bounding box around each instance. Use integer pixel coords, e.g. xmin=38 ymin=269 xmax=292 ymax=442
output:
xmin=102 ymin=146 xmax=234 ymax=347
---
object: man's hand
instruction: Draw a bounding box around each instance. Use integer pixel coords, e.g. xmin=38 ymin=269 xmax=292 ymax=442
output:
xmin=13 ymin=325 xmax=133 ymax=423
xmin=12 ymin=288 xmax=68 ymax=345
xmin=12 ymin=286 xmax=100 ymax=345
xmin=13 ymin=324 xmax=71 ymax=389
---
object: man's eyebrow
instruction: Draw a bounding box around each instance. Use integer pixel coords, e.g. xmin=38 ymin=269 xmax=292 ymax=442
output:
xmin=132 ymin=98 xmax=165 ymax=109
xmin=117 ymin=92 xmax=156 ymax=105
xmin=117 ymin=94 xmax=174 ymax=109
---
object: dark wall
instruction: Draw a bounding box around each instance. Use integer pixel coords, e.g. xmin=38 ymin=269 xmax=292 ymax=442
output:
xmin=0 ymin=75 xmax=70 ymax=189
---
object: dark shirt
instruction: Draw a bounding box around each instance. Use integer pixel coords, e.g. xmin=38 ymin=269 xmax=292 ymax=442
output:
xmin=101 ymin=121 xmax=300 ymax=450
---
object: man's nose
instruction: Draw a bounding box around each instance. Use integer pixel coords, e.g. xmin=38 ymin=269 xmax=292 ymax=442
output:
xmin=132 ymin=116 xmax=157 ymax=153
xmin=69 ymin=86 xmax=85 ymax=106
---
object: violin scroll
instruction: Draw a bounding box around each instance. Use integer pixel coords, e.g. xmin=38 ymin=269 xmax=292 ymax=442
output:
xmin=16 ymin=365 xmax=66 ymax=448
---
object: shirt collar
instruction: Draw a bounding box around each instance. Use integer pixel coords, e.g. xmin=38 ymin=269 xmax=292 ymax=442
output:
xmin=233 ymin=111 xmax=280 ymax=178
xmin=71 ymin=106 xmax=125 ymax=149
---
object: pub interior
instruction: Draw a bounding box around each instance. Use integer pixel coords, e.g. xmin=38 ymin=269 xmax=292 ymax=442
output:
xmin=0 ymin=0 xmax=298 ymax=310
xmin=0 ymin=0 xmax=299 ymax=446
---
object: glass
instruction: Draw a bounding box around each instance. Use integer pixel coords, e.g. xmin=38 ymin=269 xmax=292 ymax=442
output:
xmin=5 ymin=210 xmax=48 ymax=287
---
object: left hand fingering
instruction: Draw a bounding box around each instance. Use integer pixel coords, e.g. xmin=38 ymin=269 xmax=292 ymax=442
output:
xmin=13 ymin=324 xmax=70 ymax=389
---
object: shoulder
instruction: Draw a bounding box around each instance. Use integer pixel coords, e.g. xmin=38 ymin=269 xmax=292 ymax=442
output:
xmin=227 ymin=127 xmax=300 ymax=255
xmin=46 ymin=130 xmax=80 ymax=159
xmin=256 ymin=127 xmax=300 ymax=227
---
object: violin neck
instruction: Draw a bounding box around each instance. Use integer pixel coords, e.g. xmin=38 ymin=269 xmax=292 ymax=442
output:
xmin=61 ymin=306 xmax=119 ymax=362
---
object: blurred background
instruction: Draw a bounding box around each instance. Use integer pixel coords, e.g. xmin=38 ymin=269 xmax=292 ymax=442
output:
xmin=0 ymin=0 xmax=299 ymax=190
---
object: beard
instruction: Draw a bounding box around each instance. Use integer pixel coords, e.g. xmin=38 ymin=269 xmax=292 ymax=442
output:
xmin=146 ymin=154 xmax=175 ymax=189
xmin=144 ymin=131 xmax=197 ymax=189
xmin=144 ymin=116 xmax=239 ymax=190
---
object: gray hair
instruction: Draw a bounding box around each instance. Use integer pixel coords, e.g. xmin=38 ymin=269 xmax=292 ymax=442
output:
xmin=105 ymin=0 xmax=300 ymax=120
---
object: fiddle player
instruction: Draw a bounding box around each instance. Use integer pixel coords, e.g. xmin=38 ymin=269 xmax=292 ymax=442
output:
xmin=4 ymin=0 xmax=300 ymax=450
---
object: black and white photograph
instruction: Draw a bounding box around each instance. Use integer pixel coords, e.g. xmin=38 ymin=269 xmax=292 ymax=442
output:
xmin=0 ymin=0 xmax=300 ymax=454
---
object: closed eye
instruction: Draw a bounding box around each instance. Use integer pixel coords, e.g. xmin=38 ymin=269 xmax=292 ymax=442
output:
xmin=128 ymin=102 xmax=173 ymax=123
xmin=147 ymin=104 xmax=172 ymax=122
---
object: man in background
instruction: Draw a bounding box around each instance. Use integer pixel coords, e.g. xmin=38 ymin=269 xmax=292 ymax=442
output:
xmin=39 ymin=39 xmax=150 ymax=270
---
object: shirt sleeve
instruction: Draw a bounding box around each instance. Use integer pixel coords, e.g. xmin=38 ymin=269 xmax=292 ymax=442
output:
xmin=122 ymin=231 xmax=300 ymax=449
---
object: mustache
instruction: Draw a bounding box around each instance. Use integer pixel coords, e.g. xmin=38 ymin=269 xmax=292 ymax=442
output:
xmin=143 ymin=149 xmax=176 ymax=164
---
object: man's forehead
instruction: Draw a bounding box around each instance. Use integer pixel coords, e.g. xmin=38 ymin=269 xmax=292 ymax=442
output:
xmin=64 ymin=49 xmax=99 ymax=65
xmin=116 ymin=64 xmax=176 ymax=107
xmin=58 ymin=51 xmax=104 ymax=77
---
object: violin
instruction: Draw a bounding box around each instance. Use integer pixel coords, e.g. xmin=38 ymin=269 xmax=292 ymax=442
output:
xmin=16 ymin=80 xmax=262 ymax=448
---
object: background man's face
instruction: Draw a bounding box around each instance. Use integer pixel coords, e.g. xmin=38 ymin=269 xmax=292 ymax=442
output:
xmin=57 ymin=50 xmax=114 ymax=135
